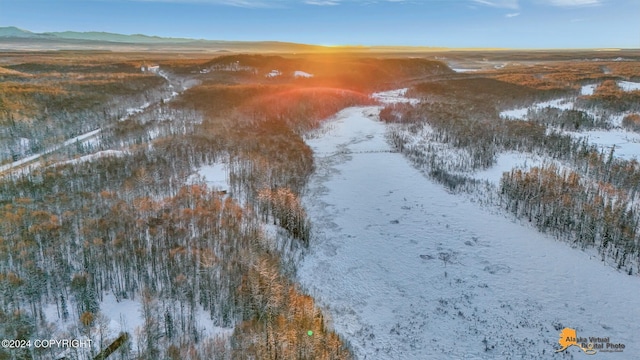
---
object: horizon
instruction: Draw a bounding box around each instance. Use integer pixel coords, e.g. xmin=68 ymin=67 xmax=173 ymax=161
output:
xmin=1 ymin=25 xmax=636 ymax=51
xmin=1 ymin=0 xmax=638 ymax=49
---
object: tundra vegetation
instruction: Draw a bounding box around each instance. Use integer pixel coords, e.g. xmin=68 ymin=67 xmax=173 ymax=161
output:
xmin=1 ymin=49 xmax=639 ymax=359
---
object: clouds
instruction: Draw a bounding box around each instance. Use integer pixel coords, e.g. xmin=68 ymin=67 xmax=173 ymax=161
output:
xmin=305 ymin=0 xmax=341 ymax=5
xmin=471 ymin=0 xmax=605 ymax=19
xmin=130 ymin=0 xmax=408 ymax=6
xmin=471 ymin=0 xmax=602 ymax=9
xmin=542 ymin=0 xmax=601 ymax=6
xmin=471 ymin=0 xmax=519 ymax=9
xmin=131 ymin=0 xmax=287 ymax=7
xmin=131 ymin=0 xmax=603 ymax=9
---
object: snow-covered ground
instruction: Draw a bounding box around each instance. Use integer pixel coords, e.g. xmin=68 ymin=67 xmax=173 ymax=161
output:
xmin=372 ymin=88 xmax=420 ymax=105
xmin=294 ymin=70 xmax=314 ymax=78
xmin=120 ymin=102 xmax=151 ymax=121
xmin=100 ymin=295 xmax=232 ymax=349
xmin=44 ymin=292 xmax=232 ymax=356
xmin=99 ymin=294 xmax=145 ymax=342
xmin=581 ymin=81 xmax=640 ymax=95
xmin=297 ymin=96 xmax=640 ymax=359
xmin=470 ymin=151 xmax=557 ymax=185
xmin=189 ymin=162 xmax=230 ymax=193
xmin=500 ymin=98 xmax=575 ymax=120
xmin=0 ymin=67 xmax=186 ymax=176
xmin=499 ymin=87 xmax=640 ymax=160
xmin=451 ymin=68 xmax=479 ymax=73
xmin=187 ymin=163 xmax=231 ymax=191
xmin=618 ymin=81 xmax=640 ymax=92
xmin=0 ymin=129 xmax=102 ymax=174
xmin=580 ymin=84 xmax=598 ymax=96
xmin=51 ymin=150 xmax=126 ymax=167
xmin=564 ymin=129 xmax=640 ymax=160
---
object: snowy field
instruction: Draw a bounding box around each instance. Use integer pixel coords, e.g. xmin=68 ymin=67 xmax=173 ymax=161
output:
xmin=189 ymin=162 xmax=230 ymax=192
xmin=297 ymin=97 xmax=640 ymax=359
xmin=562 ymin=129 xmax=640 ymax=161
xmin=470 ymin=151 xmax=557 ymax=185
xmin=451 ymin=68 xmax=479 ymax=73
xmin=43 ymin=293 xmax=232 ymax=356
xmin=500 ymin=98 xmax=575 ymax=120
xmin=498 ymin=83 xmax=640 ymax=161
xmin=372 ymin=88 xmax=420 ymax=105
xmin=618 ymin=81 xmax=640 ymax=92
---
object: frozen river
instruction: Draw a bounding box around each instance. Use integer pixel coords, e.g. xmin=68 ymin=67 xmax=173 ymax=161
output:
xmin=297 ymin=98 xmax=640 ymax=359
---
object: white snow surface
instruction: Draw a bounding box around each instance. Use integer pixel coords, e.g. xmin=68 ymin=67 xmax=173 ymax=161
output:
xmin=581 ymin=81 xmax=640 ymax=95
xmin=99 ymin=294 xmax=232 ymax=351
xmin=470 ymin=151 xmax=556 ymax=185
xmin=122 ymin=102 xmax=151 ymax=120
xmin=0 ymin=129 xmax=102 ymax=173
xmin=372 ymin=88 xmax=420 ymax=105
xmin=294 ymin=70 xmax=314 ymax=78
xmin=190 ymin=163 xmax=230 ymax=192
xmin=499 ymin=107 xmax=529 ymax=120
xmin=451 ymin=68 xmax=479 ymax=73
xmin=53 ymin=150 xmax=126 ymax=166
xmin=564 ymin=129 xmax=640 ymax=160
xmin=498 ymin=94 xmax=640 ymax=160
xmin=1 ymin=67 xmax=182 ymax=176
xmin=581 ymin=84 xmax=598 ymax=96
xmin=298 ymin=96 xmax=640 ymax=359
xmin=500 ymin=98 xmax=575 ymax=120
xmin=618 ymin=80 xmax=640 ymax=92
xmin=100 ymin=294 xmax=145 ymax=341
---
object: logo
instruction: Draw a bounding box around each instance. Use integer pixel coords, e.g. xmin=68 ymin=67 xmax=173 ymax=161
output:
xmin=556 ymin=327 xmax=625 ymax=355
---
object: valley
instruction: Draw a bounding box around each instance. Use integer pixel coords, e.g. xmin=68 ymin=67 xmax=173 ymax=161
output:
xmin=0 ymin=46 xmax=639 ymax=359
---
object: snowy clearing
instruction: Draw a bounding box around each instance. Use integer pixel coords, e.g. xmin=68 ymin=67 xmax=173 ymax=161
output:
xmin=564 ymin=129 xmax=640 ymax=160
xmin=499 ymin=92 xmax=640 ymax=160
xmin=470 ymin=151 xmax=557 ymax=185
xmin=294 ymin=70 xmax=314 ymax=78
xmin=580 ymin=84 xmax=598 ymax=96
xmin=100 ymin=294 xmax=145 ymax=343
xmin=499 ymin=98 xmax=575 ymax=120
xmin=298 ymin=96 xmax=640 ymax=359
xmin=451 ymin=68 xmax=479 ymax=73
xmin=190 ymin=163 xmax=230 ymax=192
xmin=372 ymin=88 xmax=420 ymax=105
xmin=618 ymin=81 xmax=640 ymax=92
xmin=580 ymin=81 xmax=640 ymax=95
xmin=121 ymin=102 xmax=151 ymax=121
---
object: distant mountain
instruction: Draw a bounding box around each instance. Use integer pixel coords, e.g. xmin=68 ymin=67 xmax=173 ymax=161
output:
xmin=0 ymin=26 xmax=330 ymax=52
xmin=42 ymin=31 xmax=201 ymax=44
xmin=0 ymin=26 xmax=48 ymax=38
xmin=0 ymin=26 xmax=198 ymax=43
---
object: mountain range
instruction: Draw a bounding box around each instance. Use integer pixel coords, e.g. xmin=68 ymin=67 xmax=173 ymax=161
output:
xmin=0 ymin=26 xmax=203 ymax=44
xmin=0 ymin=26 xmax=330 ymax=52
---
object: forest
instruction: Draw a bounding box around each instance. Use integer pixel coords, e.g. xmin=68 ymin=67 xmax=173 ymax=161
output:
xmin=1 ymin=49 xmax=639 ymax=359
xmin=381 ymin=57 xmax=640 ymax=276
xmin=0 ymin=52 xmax=451 ymax=359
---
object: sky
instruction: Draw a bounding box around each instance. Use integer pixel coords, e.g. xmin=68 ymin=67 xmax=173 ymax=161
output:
xmin=1 ymin=0 xmax=638 ymax=48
